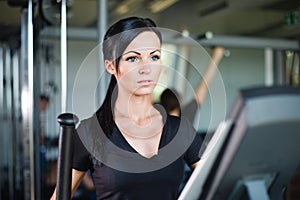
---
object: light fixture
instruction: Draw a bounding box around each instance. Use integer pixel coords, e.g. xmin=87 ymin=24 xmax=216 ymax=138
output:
xmin=197 ymin=31 xmax=213 ymax=40
xmin=115 ymin=0 xmax=137 ymax=15
xmin=148 ymin=0 xmax=178 ymax=13
xmin=181 ymin=29 xmax=190 ymax=37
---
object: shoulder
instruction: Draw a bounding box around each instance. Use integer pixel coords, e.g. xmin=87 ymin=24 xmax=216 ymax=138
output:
xmin=165 ymin=115 xmax=195 ymax=139
xmin=166 ymin=115 xmax=193 ymax=128
xmin=163 ymin=115 xmax=198 ymax=162
xmin=164 ymin=114 xmax=194 ymax=128
xmin=77 ymin=114 xmax=99 ymax=132
xmin=76 ymin=113 xmax=105 ymax=151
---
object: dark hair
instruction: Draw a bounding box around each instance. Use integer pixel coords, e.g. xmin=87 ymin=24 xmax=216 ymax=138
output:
xmin=40 ymin=94 xmax=50 ymax=102
xmin=160 ymin=88 xmax=181 ymax=115
xmin=96 ymin=17 xmax=162 ymax=137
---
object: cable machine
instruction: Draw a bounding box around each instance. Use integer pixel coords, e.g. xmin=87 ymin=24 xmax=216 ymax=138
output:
xmin=0 ymin=21 xmax=23 ymax=200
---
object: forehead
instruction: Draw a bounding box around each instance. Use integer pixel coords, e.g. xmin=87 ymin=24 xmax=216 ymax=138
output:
xmin=124 ymin=31 xmax=161 ymax=52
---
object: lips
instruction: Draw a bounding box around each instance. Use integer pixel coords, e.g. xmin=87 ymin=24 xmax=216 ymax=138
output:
xmin=137 ymin=80 xmax=154 ymax=85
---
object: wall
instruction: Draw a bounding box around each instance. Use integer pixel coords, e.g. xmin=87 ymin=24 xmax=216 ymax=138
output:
xmin=187 ymin=47 xmax=265 ymax=132
xmin=41 ymin=39 xmax=98 ymax=137
xmin=67 ymin=40 xmax=99 ymax=121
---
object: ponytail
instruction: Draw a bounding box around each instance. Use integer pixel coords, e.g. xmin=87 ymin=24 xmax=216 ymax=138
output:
xmin=96 ymin=76 xmax=118 ymax=137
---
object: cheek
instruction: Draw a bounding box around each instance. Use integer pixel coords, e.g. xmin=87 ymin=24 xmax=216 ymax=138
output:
xmin=118 ymin=62 xmax=138 ymax=74
xmin=117 ymin=64 xmax=130 ymax=78
xmin=153 ymin=65 xmax=162 ymax=76
xmin=117 ymin=67 xmax=136 ymax=83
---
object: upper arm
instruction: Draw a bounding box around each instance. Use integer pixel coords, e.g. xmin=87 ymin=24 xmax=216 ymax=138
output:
xmin=71 ymin=169 xmax=87 ymax=197
xmin=184 ymin=130 xmax=203 ymax=168
xmin=73 ymin=128 xmax=92 ymax=171
xmin=50 ymin=168 xmax=87 ymax=200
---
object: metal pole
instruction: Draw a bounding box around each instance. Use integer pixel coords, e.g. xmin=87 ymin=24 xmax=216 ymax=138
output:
xmin=273 ymin=50 xmax=285 ymax=85
xmin=265 ymin=48 xmax=274 ymax=86
xmin=61 ymin=0 xmax=67 ymax=113
xmin=12 ymin=49 xmax=22 ymax=191
xmin=28 ymin=1 xmax=35 ymax=198
xmin=56 ymin=113 xmax=78 ymax=200
xmin=0 ymin=44 xmax=3 ymax=200
xmin=97 ymin=0 xmax=107 ymax=53
xmin=20 ymin=0 xmax=35 ymax=199
xmin=5 ymin=44 xmax=14 ymax=200
xmin=40 ymin=27 xmax=300 ymax=51
xmin=97 ymin=0 xmax=107 ymax=107
xmin=198 ymin=35 xmax=300 ymax=50
xmin=175 ymin=45 xmax=189 ymax=95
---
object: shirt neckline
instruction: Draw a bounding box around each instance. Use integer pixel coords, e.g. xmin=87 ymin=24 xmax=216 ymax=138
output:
xmin=113 ymin=105 xmax=168 ymax=159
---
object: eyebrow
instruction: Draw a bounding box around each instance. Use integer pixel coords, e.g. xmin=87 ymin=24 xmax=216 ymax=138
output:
xmin=150 ymin=50 xmax=161 ymax=54
xmin=123 ymin=49 xmax=161 ymax=56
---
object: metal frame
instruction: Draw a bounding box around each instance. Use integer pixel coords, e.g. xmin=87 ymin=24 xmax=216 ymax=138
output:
xmin=61 ymin=0 xmax=68 ymax=113
xmin=20 ymin=0 xmax=35 ymax=199
xmin=0 ymin=45 xmax=3 ymax=199
xmin=96 ymin=0 xmax=108 ymax=106
xmin=40 ymin=27 xmax=299 ymax=50
xmin=5 ymin=44 xmax=14 ymax=200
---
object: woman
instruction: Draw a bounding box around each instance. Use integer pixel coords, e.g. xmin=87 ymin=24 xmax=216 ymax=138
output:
xmin=51 ymin=17 xmax=202 ymax=200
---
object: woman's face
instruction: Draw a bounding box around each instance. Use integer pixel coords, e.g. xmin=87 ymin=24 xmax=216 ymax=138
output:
xmin=115 ymin=31 xmax=162 ymax=96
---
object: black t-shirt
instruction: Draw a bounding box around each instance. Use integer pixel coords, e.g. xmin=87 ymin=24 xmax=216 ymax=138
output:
xmin=73 ymin=113 xmax=202 ymax=200
xmin=182 ymin=99 xmax=198 ymax=124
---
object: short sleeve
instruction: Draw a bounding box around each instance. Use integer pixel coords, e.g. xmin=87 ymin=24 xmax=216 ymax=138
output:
xmin=72 ymin=126 xmax=92 ymax=171
xmin=184 ymin=130 xmax=203 ymax=166
xmin=182 ymin=99 xmax=198 ymax=124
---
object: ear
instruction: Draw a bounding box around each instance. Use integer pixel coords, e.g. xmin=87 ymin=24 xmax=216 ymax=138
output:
xmin=105 ymin=60 xmax=116 ymax=75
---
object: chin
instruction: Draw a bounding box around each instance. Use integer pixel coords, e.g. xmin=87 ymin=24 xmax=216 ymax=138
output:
xmin=133 ymin=88 xmax=154 ymax=96
xmin=131 ymin=84 xmax=157 ymax=96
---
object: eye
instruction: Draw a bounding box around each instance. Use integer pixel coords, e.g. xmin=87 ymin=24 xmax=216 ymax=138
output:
xmin=151 ymin=55 xmax=160 ymax=61
xmin=126 ymin=56 xmax=138 ymax=62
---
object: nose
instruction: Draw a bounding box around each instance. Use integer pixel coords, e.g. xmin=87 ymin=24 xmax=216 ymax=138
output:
xmin=138 ymin=64 xmax=151 ymax=74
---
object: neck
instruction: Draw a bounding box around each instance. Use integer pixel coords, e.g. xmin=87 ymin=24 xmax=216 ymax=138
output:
xmin=114 ymin=93 xmax=154 ymax=122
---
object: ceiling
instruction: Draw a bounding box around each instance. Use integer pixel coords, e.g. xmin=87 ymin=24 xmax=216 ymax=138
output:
xmin=0 ymin=0 xmax=300 ymax=43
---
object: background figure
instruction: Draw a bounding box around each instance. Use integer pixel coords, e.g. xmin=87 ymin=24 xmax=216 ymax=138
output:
xmin=160 ymin=46 xmax=224 ymax=192
xmin=160 ymin=46 xmax=225 ymax=123
xmin=38 ymin=94 xmax=56 ymax=199
xmin=40 ymin=94 xmax=50 ymax=112
xmin=39 ymin=94 xmax=50 ymax=144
